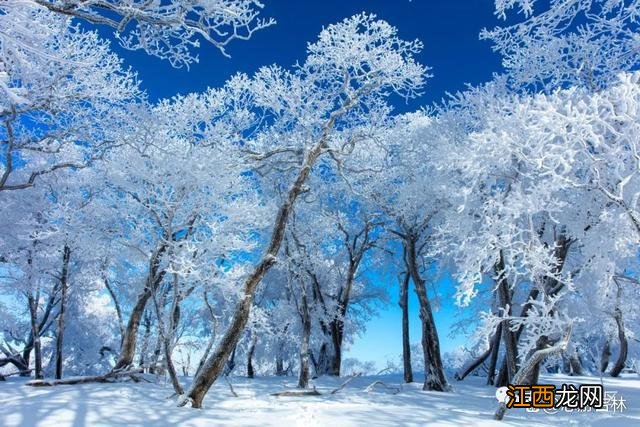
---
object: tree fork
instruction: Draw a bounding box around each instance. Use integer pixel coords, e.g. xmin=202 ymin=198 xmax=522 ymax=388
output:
xmin=405 ymin=237 xmax=448 ymax=391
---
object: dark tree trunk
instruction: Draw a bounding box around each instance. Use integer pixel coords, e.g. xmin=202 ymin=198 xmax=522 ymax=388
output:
xmin=495 ymin=357 xmax=508 ymax=387
xmin=151 ymin=284 xmax=183 ymax=395
xmin=495 ymin=250 xmax=518 ymax=384
xmin=138 ymin=311 xmax=152 ymax=370
xmin=195 ymin=290 xmax=218 ymax=379
xmin=298 ymin=295 xmax=311 ymax=388
xmin=21 ymin=277 xmax=59 ymax=377
xmin=224 ymin=345 xmax=237 ymax=376
xmin=104 ymin=275 xmax=125 ymax=348
xmin=27 ymin=295 xmax=43 ymax=380
xmin=116 ymin=290 xmax=154 ymax=371
xmin=329 ymin=319 xmax=342 ymax=377
xmin=114 ymin=244 xmax=167 ymax=371
xmin=184 ymin=134 xmax=328 ymax=408
xmin=55 ymin=245 xmax=71 ymax=380
xmin=150 ymin=333 xmax=163 ymax=375
xmin=569 ymin=354 xmax=583 ymax=376
xmin=163 ymin=340 xmax=183 ymax=395
xmin=455 ymin=324 xmax=501 ymax=382
xmin=455 ymin=348 xmax=491 ymax=381
xmin=487 ymin=322 xmax=502 ymax=385
xmin=247 ymin=334 xmax=257 ymax=379
xmin=610 ymin=280 xmax=628 ymax=377
xmin=600 ymin=340 xmax=611 ymax=373
xmin=275 ymin=350 xmax=285 ymax=376
xmin=399 ymin=271 xmax=413 ymax=383
xmin=405 ymin=237 xmax=447 ymax=391
xmin=328 ymin=258 xmax=361 ymax=377
xmin=307 ymin=270 xmax=332 ymax=377
xmin=21 ymin=344 xmax=33 ymax=377
xmin=0 ymin=354 xmax=29 ymax=374
xmin=315 ymin=341 xmax=331 ymax=376
xmin=610 ymin=311 xmax=628 ymax=377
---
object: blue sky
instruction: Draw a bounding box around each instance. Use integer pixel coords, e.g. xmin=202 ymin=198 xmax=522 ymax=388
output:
xmin=102 ymin=0 xmax=506 ymax=368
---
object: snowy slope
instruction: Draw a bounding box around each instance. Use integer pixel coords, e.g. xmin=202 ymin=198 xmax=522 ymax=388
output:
xmin=0 ymin=374 xmax=638 ymax=426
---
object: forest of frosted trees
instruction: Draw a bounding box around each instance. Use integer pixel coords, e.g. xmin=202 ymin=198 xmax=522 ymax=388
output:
xmin=2 ymin=0 xmax=640 ymax=423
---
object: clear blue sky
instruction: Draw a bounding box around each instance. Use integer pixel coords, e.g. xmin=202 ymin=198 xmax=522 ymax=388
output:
xmin=99 ymin=0 xmax=505 ymax=368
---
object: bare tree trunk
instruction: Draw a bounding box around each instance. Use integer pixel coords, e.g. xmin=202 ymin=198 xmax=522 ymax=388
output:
xmin=195 ymin=291 xmax=218 ymax=380
xmin=327 ymin=260 xmax=359 ymax=377
xmin=150 ymin=329 xmax=164 ymax=374
xmin=455 ymin=324 xmax=501 ymax=382
xmin=455 ymin=348 xmax=491 ymax=381
xmin=600 ymin=340 xmax=611 ymax=374
xmin=326 ymin=219 xmax=376 ymax=377
xmin=315 ymin=341 xmax=331 ymax=376
xmin=183 ymin=132 xmax=329 ymax=408
xmin=298 ymin=296 xmax=311 ymax=388
xmin=114 ymin=243 xmax=168 ymax=371
xmin=569 ymin=354 xmax=583 ymax=376
xmin=19 ymin=275 xmax=59 ymax=377
xmin=610 ymin=314 xmax=628 ymax=377
xmin=104 ymin=275 xmax=125 ymax=348
xmin=276 ymin=352 xmax=285 ymax=376
xmin=329 ymin=319 xmax=342 ymax=376
xmin=138 ymin=312 xmax=152 ymax=370
xmin=223 ymin=345 xmax=237 ymax=377
xmin=495 ymin=250 xmax=518 ymax=385
xmin=247 ymin=333 xmax=257 ymax=379
xmin=27 ymin=294 xmax=43 ymax=380
xmin=55 ymin=245 xmax=71 ymax=380
xmin=307 ymin=270 xmax=332 ymax=377
xmin=116 ymin=291 xmax=154 ymax=371
xmin=610 ymin=279 xmax=628 ymax=377
xmin=487 ymin=323 xmax=502 ymax=385
xmin=151 ymin=285 xmax=183 ymax=395
xmin=405 ymin=237 xmax=447 ymax=391
xmin=399 ymin=271 xmax=413 ymax=383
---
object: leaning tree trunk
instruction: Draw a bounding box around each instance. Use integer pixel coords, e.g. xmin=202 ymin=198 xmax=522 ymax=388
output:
xmin=183 ymin=130 xmax=329 ymax=408
xmin=114 ymin=242 xmax=168 ymax=371
xmin=610 ymin=309 xmax=628 ymax=377
xmin=495 ymin=326 xmax=572 ymax=421
xmin=55 ymin=245 xmax=71 ymax=380
xmin=405 ymin=237 xmax=447 ymax=391
xmin=399 ymin=271 xmax=413 ymax=383
xmin=455 ymin=324 xmax=501 ymax=382
xmin=115 ymin=290 xmax=154 ymax=371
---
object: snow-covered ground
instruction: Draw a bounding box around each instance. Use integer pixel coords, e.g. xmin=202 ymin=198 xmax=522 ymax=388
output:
xmin=0 ymin=374 xmax=638 ymax=426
